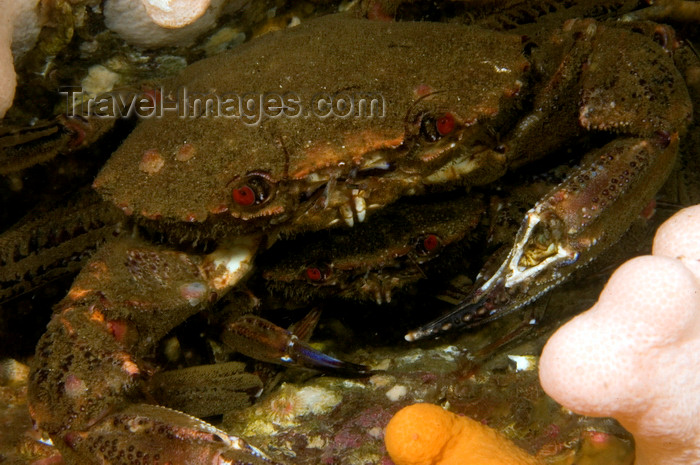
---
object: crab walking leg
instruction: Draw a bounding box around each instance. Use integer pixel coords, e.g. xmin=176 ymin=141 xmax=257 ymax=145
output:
xmin=27 ymin=236 xmax=279 ymax=465
xmin=0 ymin=87 xmax=133 ymax=175
xmin=0 ymin=190 xmax=125 ymax=302
xmin=223 ymin=314 xmax=371 ymax=375
xmin=407 ymin=133 xmax=679 ymax=341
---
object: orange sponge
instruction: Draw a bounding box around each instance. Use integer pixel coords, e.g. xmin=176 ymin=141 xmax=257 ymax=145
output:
xmin=385 ymin=403 xmax=542 ymax=465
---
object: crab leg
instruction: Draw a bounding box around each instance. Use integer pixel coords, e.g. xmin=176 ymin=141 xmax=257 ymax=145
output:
xmin=27 ymin=235 xmax=280 ymax=464
xmin=223 ymin=314 xmax=371 ymax=376
xmin=0 ymin=189 xmax=124 ymax=303
xmin=407 ymin=133 xmax=679 ymax=341
xmin=150 ymin=361 xmax=264 ymax=418
xmin=0 ymin=88 xmax=127 ymax=175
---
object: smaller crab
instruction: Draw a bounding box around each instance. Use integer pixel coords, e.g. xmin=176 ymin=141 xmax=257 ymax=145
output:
xmin=260 ymin=192 xmax=485 ymax=305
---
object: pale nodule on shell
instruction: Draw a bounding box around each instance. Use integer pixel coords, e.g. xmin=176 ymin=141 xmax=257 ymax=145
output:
xmin=176 ymin=143 xmax=196 ymax=162
xmin=139 ymin=148 xmax=165 ymax=174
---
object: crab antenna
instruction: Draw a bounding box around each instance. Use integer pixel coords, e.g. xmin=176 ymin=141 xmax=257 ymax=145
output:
xmin=272 ymin=131 xmax=291 ymax=182
xmin=406 ymin=253 xmax=429 ymax=279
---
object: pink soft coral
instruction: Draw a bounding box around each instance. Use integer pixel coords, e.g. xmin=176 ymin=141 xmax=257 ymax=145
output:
xmin=539 ymin=205 xmax=700 ymax=465
xmin=0 ymin=0 xmax=41 ymax=118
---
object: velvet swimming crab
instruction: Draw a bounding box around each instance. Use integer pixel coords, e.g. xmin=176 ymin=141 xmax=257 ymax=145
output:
xmin=259 ymin=192 xmax=486 ymax=305
xmin=19 ymin=11 xmax=692 ymax=465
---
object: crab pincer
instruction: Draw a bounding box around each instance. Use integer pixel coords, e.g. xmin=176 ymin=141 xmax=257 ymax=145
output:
xmin=407 ymin=132 xmax=683 ymax=341
xmin=407 ymin=20 xmax=694 ymax=341
xmin=27 ymin=236 xmax=283 ymax=464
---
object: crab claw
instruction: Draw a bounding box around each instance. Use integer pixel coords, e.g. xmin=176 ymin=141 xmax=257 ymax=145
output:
xmin=406 ymin=206 xmax=579 ymax=341
xmin=223 ymin=315 xmax=372 ymax=376
xmin=61 ymin=403 xmax=284 ymax=465
xmin=407 ymin=135 xmax=680 ymax=341
xmin=28 ymin=236 xmax=264 ymax=465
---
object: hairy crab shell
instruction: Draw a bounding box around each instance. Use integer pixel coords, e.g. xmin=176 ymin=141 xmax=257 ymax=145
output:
xmin=92 ymin=14 xmax=529 ymax=238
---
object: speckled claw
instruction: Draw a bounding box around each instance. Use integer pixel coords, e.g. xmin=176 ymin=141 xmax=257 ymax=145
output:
xmin=223 ymin=315 xmax=372 ymax=376
xmin=61 ymin=404 xmax=284 ymax=465
xmin=28 ymin=236 xmax=261 ymax=464
xmin=407 ymin=135 xmax=681 ymax=341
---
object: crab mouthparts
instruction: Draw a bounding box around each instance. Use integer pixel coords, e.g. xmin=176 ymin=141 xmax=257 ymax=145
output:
xmin=293 ymin=162 xmax=396 ymax=228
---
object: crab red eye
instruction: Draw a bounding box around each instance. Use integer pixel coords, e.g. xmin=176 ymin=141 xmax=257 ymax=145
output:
xmin=306 ymin=267 xmax=323 ymax=281
xmin=232 ymin=186 xmax=256 ymax=206
xmin=420 ymin=112 xmax=456 ymax=142
xmin=305 ymin=265 xmax=332 ymax=283
xmin=423 ymin=234 xmax=439 ymax=251
xmin=416 ymin=233 xmax=441 ymax=256
xmin=436 ymin=113 xmax=455 ymax=135
xmin=230 ymin=172 xmax=275 ymax=208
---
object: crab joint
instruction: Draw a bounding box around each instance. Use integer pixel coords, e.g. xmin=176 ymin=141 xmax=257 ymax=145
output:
xmin=203 ymin=236 xmax=260 ymax=291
